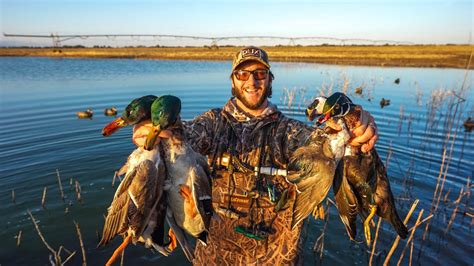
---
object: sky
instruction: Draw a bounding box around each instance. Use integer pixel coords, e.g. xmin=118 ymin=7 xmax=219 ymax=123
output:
xmin=0 ymin=0 xmax=472 ymax=47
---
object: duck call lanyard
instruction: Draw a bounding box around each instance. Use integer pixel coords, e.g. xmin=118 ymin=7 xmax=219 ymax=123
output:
xmin=230 ymin=123 xmax=274 ymax=241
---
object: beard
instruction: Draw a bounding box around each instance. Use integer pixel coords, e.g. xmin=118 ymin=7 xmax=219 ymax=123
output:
xmin=232 ymin=85 xmax=272 ymax=110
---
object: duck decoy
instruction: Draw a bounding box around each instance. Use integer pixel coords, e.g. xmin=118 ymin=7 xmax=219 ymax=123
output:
xmin=145 ymin=95 xmax=213 ymax=261
xmin=102 ymin=95 xmax=157 ymax=136
xmin=394 ymin=78 xmax=400 ymax=84
xmin=104 ymin=107 xmax=118 ymax=116
xmin=463 ymin=117 xmax=473 ymax=132
xmin=355 ymin=87 xmax=363 ymax=95
xmin=306 ymin=92 xmax=408 ymax=245
xmin=380 ymin=98 xmax=390 ymax=108
xmin=98 ymin=147 xmax=170 ymax=266
xmin=76 ymin=108 xmax=93 ymax=119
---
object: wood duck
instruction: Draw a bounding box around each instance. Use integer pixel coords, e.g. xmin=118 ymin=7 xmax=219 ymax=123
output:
xmin=306 ymin=92 xmax=408 ymax=245
xmin=287 ymin=109 xmax=351 ymax=229
xmin=102 ymin=95 xmax=157 ymax=136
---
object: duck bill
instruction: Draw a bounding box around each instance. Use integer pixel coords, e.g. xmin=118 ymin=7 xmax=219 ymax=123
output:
xmin=306 ymin=108 xmax=318 ymax=121
xmin=316 ymin=112 xmax=331 ymax=126
xmin=102 ymin=117 xmax=127 ymax=136
xmin=144 ymin=126 xmax=162 ymax=151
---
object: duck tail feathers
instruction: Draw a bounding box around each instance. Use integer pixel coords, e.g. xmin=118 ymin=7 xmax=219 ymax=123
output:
xmin=391 ymin=213 xmax=408 ymax=239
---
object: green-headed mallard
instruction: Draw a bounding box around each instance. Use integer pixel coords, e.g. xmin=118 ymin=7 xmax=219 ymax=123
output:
xmin=145 ymin=95 xmax=212 ymax=261
xmin=98 ymin=147 xmax=169 ymax=266
xmin=307 ymin=92 xmax=408 ymax=245
xmin=161 ymin=125 xmax=213 ymax=245
xmin=143 ymin=95 xmax=181 ymax=151
xmin=102 ymin=95 xmax=157 ymax=136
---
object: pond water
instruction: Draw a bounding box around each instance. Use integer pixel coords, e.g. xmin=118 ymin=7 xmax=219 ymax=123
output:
xmin=0 ymin=57 xmax=472 ymax=265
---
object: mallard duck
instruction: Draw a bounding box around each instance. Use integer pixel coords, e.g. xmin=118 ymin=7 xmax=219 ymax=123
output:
xmin=145 ymin=95 xmax=212 ymax=261
xmin=355 ymin=87 xmax=363 ymax=95
xmin=143 ymin=95 xmax=182 ymax=151
xmin=76 ymin=108 xmax=93 ymax=119
xmin=98 ymin=148 xmax=170 ymax=265
xmin=307 ymin=92 xmax=408 ymax=245
xmin=161 ymin=126 xmax=213 ymax=242
xmin=104 ymin=107 xmax=118 ymax=116
xmin=102 ymin=95 xmax=157 ymax=136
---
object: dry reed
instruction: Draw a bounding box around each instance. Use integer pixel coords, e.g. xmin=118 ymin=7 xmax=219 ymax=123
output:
xmin=75 ymin=180 xmax=82 ymax=203
xmin=383 ymin=199 xmax=419 ymax=266
xmin=16 ymin=230 xmax=22 ymax=247
xmin=27 ymin=209 xmax=76 ymax=264
xmin=74 ymin=221 xmax=87 ymax=266
xmin=56 ymin=169 xmax=65 ymax=202
xmin=41 ymin=187 xmax=47 ymax=209
xmin=368 ymin=217 xmax=383 ymax=266
xmin=397 ymin=209 xmax=424 ymax=266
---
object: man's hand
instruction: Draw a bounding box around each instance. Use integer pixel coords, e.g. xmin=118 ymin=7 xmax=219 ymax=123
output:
xmin=326 ymin=108 xmax=378 ymax=153
xmin=132 ymin=119 xmax=173 ymax=148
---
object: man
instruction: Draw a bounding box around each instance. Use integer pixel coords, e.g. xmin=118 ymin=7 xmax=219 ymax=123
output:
xmin=133 ymin=46 xmax=378 ymax=265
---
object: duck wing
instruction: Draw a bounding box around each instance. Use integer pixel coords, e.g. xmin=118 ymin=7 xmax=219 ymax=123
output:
xmin=166 ymin=209 xmax=195 ymax=262
xmin=98 ymin=183 xmax=131 ymax=246
xmin=99 ymin=159 xmax=162 ymax=246
xmin=191 ymin=148 xmax=213 ymax=228
xmin=287 ymin=140 xmax=337 ymax=230
xmin=333 ymin=160 xmax=359 ymax=240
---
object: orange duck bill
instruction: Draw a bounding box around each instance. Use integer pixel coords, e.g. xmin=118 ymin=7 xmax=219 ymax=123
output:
xmin=102 ymin=117 xmax=127 ymax=136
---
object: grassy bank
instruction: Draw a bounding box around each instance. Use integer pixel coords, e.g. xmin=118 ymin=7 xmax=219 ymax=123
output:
xmin=0 ymin=45 xmax=472 ymax=69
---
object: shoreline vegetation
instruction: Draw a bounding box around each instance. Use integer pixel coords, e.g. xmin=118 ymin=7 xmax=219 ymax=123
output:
xmin=0 ymin=45 xmax=473 ymax=69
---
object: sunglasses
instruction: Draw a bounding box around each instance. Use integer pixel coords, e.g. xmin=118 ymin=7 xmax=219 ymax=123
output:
xmin=233 ymin=69 xmax=269 ymax=81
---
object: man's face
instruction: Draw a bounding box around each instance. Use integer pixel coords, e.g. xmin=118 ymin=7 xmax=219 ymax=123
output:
xmin=231 ymin=61 xmax=272 ymax=110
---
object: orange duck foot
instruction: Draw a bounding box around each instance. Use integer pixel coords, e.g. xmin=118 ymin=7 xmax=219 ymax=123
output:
xmin=106 ymin=235 xmax=131 ymax=266
xmin=179 ymin=184 xmax=198 ymax=218
xmin=167 ymin=228 xmax=178 ymax=251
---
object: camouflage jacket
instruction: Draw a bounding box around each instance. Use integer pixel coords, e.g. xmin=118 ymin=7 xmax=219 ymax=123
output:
xmin=184 ymin=97 xmax=335 ymax=265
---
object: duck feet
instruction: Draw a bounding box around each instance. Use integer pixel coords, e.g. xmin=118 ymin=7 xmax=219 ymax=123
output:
xmin=167 ymin=228 xmax=178 ymax=252
xmin=106 ymin=235 xmax=132 ymax=266
xmin=363 ymin=205 xmax=377 ymax=246
xmin=179 ymin=184 xmax=198 ymax=218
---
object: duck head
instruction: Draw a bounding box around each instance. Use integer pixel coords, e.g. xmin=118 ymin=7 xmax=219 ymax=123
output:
xmin=144 ymin=95 xmax=182 ymax=151
xmin=306 ymin=92 xmax=354 ymax=126
xmin=102 ymin=95 xmax=157 ymax=136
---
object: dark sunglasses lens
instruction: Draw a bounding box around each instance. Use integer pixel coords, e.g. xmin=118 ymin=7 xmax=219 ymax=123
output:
xmin=254 ymin=70 xmax=268 ymax=80
xmin=235 ymin=71 xmax=250 ymax=81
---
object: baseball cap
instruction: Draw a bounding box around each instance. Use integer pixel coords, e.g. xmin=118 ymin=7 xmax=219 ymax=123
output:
xmin=232 ymin=46 xmax=270 ymax=71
